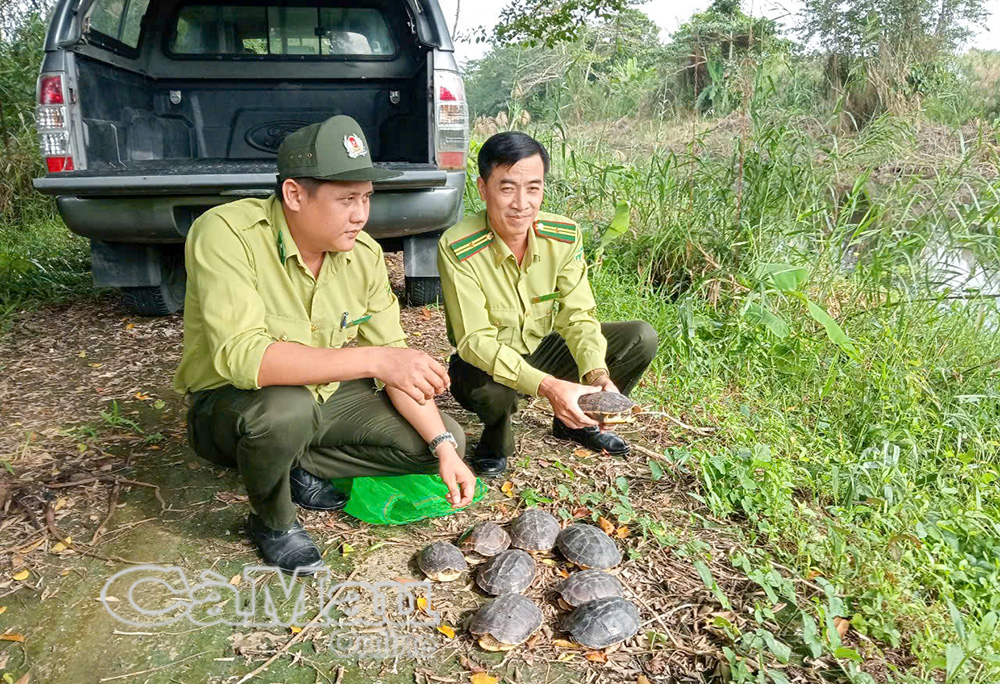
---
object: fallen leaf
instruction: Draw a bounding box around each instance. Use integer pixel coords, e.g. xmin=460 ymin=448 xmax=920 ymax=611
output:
xmin=0 ymin=607 xmax=5 ymax=615
xmin=78 ymin=351 xmax=87 ymax=358
xmin=558 ymin=568 xmax=570 ymax=578
xmin=615 ymin=525 xmax=630 ymax=539
xmin=126 ymin=323 xmax=135 ymax=330
xmin=585 ymin=650 xmax=607 ymax=663
xmin=597 ymin=517 xmax=615 ymax=535
xmin=88 ymin=363 xmax=103 ymax=368
xmin=572 ymin=507 xmax=590 ymax=518
xmin=556 ymin=652 xmax=576 ymax=662
xmin=50 ymin=542 xmax=67 ymax=553
xmin=0 ymin=635 xmax=24 ymax=643
xmin=11 ymin=570 xmax=29 ymax=581
xmin=341 ymin=543 xmax=354 ymax=556
xmin=229 ymin=574 xmax=241 ymax=586
xmin=437 ymin=624 xmax=455 ymax=638
xmin=419 ymin=307 xmax=433 ymax=321
xmin=135 ymin=392 xmax=150 ymax=400
xmin=417 ymin=597 xmax=429 ymax=615
xmin=15 ymin=673 xmax=29 ymax=684
xmin=551 ymin=639 xmax=580 ymax=649
xmin=289 ymin=625 xmax=302 ymax=634
xmin=539 ymin=558 xmax=556 ymax=565
xmin=638 ymin=676 xmax=652 ymax=684
xmin=573 ymin=449 xmax=589 ymax=458
xmin=834 ymin=616 xmax=850 ymax=639
xmin=500 ymin=481 xmax=514 ymax=497
xmin=469 ymin=674 xmax=497 ymax=684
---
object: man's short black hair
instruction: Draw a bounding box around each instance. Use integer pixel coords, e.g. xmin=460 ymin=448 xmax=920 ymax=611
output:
xmin=275 ymin=176 xmax=325 ymax=204
xmin=477 ymin=131 xmax=550 ymax=181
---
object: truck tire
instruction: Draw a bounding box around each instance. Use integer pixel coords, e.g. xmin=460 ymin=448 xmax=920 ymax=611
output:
xmin=121 ymin=253 xmax=186 ymax=316
xmin=404 ymin=276 xmax=442 ymax=307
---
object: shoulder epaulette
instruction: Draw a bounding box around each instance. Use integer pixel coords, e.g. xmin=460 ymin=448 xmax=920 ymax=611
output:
xmin=449 ymin=228 xmax=493 ymax=262
xmin=534 ymin=219 xmax=577 ymax=244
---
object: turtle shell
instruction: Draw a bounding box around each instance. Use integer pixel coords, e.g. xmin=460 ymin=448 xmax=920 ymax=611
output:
xmin=476 ymin=549 xmax=536 ymax=595
xmin=561 ymin=596 xmax=640 ymax=649
xmin=508 ymin=508 xmax=561 ymax=553
xmin=469 ymin=593 xmax=543 ymax=649
xmin=556 ymin=523 xmax=622 ymax=569
xmin=555 ymin=569 xmax=623 ymax=608
xmin=458 ymin=522 xmax=510 ymax=561
xmin=577 ymin=391 xmax=636 ymax=422
xmin=417 ymin=542 xmax=468 ymax=581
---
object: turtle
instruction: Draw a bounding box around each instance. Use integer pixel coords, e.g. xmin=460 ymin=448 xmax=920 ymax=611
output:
xmin=561 ymin=596 xmax=640 ymax=651
xmin=416 ymin=541 xmax=468 ymax=582
xmin=508 ymin=508 xmax=561 ymax=554
xmin=555 ymin=523 xmax=622 ymax=570
xmin=469 ymin=592 xmax=544 ymax=651
xmin=476 ymin=549 xmax=536 ymax=595
xmin=554 ymin=568 xmax=624 ymax=609
xmin=577 ymin=391 xmax=637 ymax=424
xmin=458 ymin=521 xmax=511 ymax=564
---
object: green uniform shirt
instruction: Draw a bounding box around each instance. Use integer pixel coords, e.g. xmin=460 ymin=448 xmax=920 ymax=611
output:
xmin=437 ymin=209 xmax=607 ymax=397
xmin=173 ymin=194 xmax=406 ymax=402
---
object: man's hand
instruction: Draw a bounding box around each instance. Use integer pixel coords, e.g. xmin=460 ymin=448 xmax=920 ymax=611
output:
xmin=373 ymin=348 xmax=450 ymax=404
xmin=591 ymin=374 xmax=620 ymax=394
xmin=538 ymin=376 xmax=600 ymax=429
xmin=437 ymin=446 xmax=476 ymax=507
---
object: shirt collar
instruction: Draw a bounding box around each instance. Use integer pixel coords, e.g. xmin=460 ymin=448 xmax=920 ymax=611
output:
xmin=267 ymin=194 xmax=352 ymax=267
xmin=484 ymin=211 xmax=540 ymax=268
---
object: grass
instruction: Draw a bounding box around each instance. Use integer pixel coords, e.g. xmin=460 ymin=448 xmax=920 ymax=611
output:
xmin=0 ymin=216 xmax=96 ymax=330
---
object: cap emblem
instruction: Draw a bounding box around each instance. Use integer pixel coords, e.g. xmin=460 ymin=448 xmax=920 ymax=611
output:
xmin=343 ymin=134 xmax=367 ymax=159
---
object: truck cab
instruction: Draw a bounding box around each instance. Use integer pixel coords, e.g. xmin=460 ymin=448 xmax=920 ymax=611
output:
xmin=33 ymin=0 xmax=468 ymax=314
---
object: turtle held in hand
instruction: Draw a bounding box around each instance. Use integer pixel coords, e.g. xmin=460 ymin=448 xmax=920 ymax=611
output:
xmin=416 ymin=541 xmax=468 ymax=582
xmin=554 ymin=568 xmax=623 ymax=609
xmin=556 ymin=523 xmax=622 ymax=570
xmin=577 ymin=391 xmax=637 ymax=424
xmin=469 ymin=593 xmax=543 ymax=651
xmin=476 ymin=549 xmax=536 ymax=595
xmin=561 ymin=596 xmax=640 ymax=651
xmin=508 ymin=508 xmax=561 ymax=554
xmin=458 ymin=521 xmax=510 ymax=564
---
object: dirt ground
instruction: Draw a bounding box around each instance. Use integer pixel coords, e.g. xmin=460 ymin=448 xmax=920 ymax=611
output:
xmin=0 ymin=255 xmax=815 ymax=684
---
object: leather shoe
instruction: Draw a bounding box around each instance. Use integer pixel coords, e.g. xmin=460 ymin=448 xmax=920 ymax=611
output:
xmin=290 ymin=467 xmax=349 ymax=511
xmin=246 ymin=513 xmax=326 ymax=575
xmin=469 ymin=442 xmax=508 ymax=478
xmin=553 ymin=418 xmax=630 ymax=456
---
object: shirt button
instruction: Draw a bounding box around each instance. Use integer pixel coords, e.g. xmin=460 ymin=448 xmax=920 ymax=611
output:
xmin=279 ymin=334 xmax=288 ymax=341
xmin=310 ymin=324 xmax=317 ymax=332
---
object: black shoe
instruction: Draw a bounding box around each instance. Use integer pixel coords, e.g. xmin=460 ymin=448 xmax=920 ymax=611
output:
xmin=246 ymin=513 xmax=326 ymax=575
xmin=469 ymin=442 xmax=508 ymax=478
xmin=290 ymin=467 xmax=349 ymax=511
xmin=553 ymin=418 xmax=630 ymax=456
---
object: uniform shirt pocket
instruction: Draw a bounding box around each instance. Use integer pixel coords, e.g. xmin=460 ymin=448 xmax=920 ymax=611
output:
xmin=264 ymin=312 xmax=311 ymax=344
xmin=527 ymin=299 xmax=556 ymax=339
xmin=488 ymin=306 xmax=521 ymax=346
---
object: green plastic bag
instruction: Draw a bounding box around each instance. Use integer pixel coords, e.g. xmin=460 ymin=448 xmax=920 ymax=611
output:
xmin=329 ymin=473 xmax=487 ymax=525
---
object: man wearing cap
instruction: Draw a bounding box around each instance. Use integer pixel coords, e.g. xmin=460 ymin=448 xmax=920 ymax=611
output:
xmin=437 ymin=131 xmax=658 ymax=478
xmin=174 ymin=115 xmax=477 ymax=574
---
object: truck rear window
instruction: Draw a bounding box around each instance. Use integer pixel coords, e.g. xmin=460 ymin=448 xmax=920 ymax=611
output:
xmin=87 ymin=0 xmax=152 ymax=50
xmin=168 ymin=5 xmax=396 ymax=57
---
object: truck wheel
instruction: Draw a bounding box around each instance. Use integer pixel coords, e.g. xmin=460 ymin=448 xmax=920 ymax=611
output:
xmin=121 ymin=253 xmax=186 ymax=316
xmin=404 ymin=276 xmax=442 ymax=307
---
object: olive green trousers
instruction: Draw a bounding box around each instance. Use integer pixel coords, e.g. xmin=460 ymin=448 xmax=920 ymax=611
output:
xmin=186 ymin=379 xmax=466 ymax=531
xmin=448 ymin=320 xmax=658 ymax=459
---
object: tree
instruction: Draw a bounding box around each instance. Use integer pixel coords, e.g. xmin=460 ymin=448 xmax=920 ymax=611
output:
xmin=491 ymin=0 xmax=636 ymax=47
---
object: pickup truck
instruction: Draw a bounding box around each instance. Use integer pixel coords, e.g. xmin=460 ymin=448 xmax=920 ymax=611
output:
xmin=33 ymin=0 xmax=468 ymax=315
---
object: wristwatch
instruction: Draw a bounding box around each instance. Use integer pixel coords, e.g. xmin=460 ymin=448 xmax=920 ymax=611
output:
xmin=428 ymin=431 xmax=458 ymax=456
xmin=582 ymin=368 xmax=610 ymax=385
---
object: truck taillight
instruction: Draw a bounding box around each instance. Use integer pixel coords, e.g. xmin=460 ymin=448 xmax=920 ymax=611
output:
xmin=433 ymin=69 xmax=468 ymax=170
xmin=36 ymin=73 xmax=76 ymax=173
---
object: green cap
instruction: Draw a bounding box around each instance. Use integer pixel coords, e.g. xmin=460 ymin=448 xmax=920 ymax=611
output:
xmin=276 ymin=115 xmax=402 ymax=182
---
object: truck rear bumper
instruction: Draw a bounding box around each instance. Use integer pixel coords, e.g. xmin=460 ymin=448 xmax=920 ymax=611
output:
xmin=40 ymin=169 xmax=466 ymax=242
